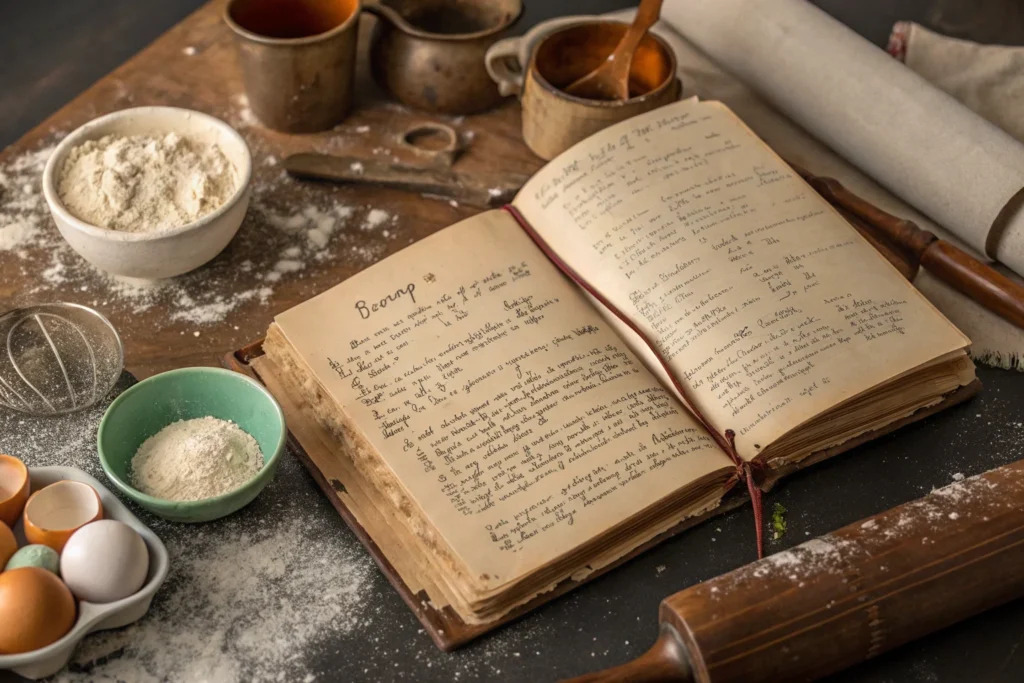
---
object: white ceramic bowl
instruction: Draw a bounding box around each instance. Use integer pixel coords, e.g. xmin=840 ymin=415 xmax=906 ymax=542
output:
xmin=42 ymin=106 xmax=252 ymax=279
xmin=0 ymin=467 xmax=169 ymax=680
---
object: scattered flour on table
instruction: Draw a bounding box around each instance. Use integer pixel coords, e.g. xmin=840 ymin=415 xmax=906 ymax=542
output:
xmin=362 ymin=208 xmax=391 ymax=231
xmin=1 ymin=390 xmax=377 ymax=683
xmin=263 ymin=204 xmax=354 ymax=253
xmin=233 ymin=94 xmax=259 ymax=128
xmin=131 ymin=417 xmax=264 ymax=501
xmin=273 ymin=259 xmax=304 ymax=274
xmin=58 ymin=132 xmax=237 ymax=232
xmin=2 ymin=130 xmax=398 ymax=328
xmin=0 ymin=143 xmax=57 ymax=252
xmin=168 ymin=286 xmax=275 ymax=325
xmin=60 ymin=514 xmax=374 ymax=683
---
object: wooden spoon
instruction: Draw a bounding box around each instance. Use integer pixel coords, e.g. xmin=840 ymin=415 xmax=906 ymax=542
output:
xmin=564 ymin=0 xmax=664 ymax=101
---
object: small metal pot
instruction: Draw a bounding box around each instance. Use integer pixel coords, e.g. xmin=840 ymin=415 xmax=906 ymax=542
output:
xmin=365 ymin=0 xmax=522 ymax=115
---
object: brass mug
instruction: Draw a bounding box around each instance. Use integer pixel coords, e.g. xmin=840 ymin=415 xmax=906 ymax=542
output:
xmin=486 ymin=16 xmax=681 ymax=160
xmin=225 ymin=0 xmax=361 ymax=133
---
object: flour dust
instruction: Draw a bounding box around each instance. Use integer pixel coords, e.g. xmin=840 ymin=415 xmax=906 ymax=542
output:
xmin=1 ymin=129 xmax=400 ymax=331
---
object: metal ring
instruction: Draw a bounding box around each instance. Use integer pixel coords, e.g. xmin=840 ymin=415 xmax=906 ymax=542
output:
xmin=400 ymin=123 xmax=459 ymax=155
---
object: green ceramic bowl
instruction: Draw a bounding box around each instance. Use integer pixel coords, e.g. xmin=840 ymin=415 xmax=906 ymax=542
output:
xmin=98 ymin=367 xmax=286 ymax=523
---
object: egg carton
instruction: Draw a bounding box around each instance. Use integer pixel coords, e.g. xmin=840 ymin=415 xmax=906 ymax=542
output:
xmin=0 ymin=466 xmax=169 ymax=680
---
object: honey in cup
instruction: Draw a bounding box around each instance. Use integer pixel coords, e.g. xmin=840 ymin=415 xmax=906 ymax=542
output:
xmin=534 ymin=22 xmax=673 ymax=100
xmin=228 ymin=0 xmax=358 ymax=39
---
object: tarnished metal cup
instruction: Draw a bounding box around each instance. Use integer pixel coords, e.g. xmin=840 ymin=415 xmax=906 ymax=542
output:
xmin=225 ymin=0 xmax=361 ymax=133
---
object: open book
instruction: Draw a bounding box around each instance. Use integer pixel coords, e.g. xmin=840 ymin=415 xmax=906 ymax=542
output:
xmin=260 ymin=99 xmax=976 ymax=630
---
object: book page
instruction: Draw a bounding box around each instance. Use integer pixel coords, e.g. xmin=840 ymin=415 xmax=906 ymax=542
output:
xmin=274 ymin=210 xmax=733 ymax=588
xmin=513 ymin=99 xmax=969 ymax=459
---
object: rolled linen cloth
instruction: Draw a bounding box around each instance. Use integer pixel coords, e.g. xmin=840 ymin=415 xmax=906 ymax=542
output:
xmin=661 ymin=0 xmax=1024 ymax=278
xmin=888 ymin=21 xmax=1024 ymax=143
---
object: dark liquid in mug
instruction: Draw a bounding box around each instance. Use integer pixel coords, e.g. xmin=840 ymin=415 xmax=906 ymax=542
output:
xmin=230 ymin=0 xmax=357 ymax=38
xmin=404 ymin=6 xmax=492 ymax=34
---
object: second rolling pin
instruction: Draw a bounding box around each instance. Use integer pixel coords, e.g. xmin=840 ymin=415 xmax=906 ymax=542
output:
xmin=568 ymin=458 xmax=1024 ymax=682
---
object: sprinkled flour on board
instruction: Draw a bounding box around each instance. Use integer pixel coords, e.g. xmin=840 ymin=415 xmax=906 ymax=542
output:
xmin=0 ymin=134 xmax=398 ymax=329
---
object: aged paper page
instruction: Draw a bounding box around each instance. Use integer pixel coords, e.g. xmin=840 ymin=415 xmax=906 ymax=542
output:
xmin=274 ymin=210 xmax=732 ymax=587
xmin=513 ymin=99 xmax=969 ymax=459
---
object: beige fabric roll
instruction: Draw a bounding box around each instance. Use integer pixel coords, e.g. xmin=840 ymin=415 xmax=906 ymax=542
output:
xmin=893 ymin=22 xmax=1024 ymax=143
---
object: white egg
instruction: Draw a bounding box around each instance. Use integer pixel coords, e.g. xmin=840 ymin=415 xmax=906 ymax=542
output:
xmin=60 ymin=519 xmax=149 ymax=603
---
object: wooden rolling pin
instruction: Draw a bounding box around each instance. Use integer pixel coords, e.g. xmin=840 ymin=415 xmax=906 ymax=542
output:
xmin=566 ymin=459 xmax=1024 ymax=682
xmin=791 ymin=163 xmax=1024 ymax=331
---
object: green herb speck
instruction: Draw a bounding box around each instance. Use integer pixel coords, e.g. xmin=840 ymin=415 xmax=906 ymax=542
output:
xmin=771 ymin=503 xmax=788 ymax=541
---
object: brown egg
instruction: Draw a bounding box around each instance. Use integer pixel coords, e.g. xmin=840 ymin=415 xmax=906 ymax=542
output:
xmin=0 ymin=454 xmax=30 ymax=528
xmin=0 ymin=567 xmax=77 ymax=654
xmin=0 ymin=521 xmax=15 ymax=569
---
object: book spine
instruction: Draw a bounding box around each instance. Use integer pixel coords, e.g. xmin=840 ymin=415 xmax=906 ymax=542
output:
xmin=502 ymin=204 xmax=765 ymax=556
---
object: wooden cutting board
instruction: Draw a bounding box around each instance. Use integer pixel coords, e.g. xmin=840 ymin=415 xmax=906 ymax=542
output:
xmin=0 ymin=0 xmax=543 ymax=380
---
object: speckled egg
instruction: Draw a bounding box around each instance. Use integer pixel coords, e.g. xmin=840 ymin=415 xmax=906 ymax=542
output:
xmin=60 ymin=519 xmax=149 ymax=603
xmin=0 ymin=567 xmax=77 ymax=654
xmin=5 ymin=544 xmax=60 ymax=575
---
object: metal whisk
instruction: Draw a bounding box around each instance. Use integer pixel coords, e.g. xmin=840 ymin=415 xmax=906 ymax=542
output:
xmin=0 ymin=303 xmax=123 ymax=416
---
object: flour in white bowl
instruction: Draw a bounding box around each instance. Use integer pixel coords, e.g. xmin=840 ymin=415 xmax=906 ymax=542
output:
xmin=131 ymin=416 xmax=264 ymax=501
xmin=57 ymin=132 xmax=237 ymax=233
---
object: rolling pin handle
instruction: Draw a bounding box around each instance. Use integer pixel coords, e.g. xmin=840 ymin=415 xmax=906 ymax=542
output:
xmin=561 ymin=625 xmax=693 ymax=683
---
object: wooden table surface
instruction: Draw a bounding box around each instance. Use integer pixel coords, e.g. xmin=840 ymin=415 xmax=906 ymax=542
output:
xmin=0 ymin=0 xmax=552 ymax=380
xmin=3 ymin=2 xmax=1024 ymax=683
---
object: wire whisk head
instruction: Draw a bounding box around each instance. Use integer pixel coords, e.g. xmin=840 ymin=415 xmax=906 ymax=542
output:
xmin=0 ymin=303 xmax=123 ymax=416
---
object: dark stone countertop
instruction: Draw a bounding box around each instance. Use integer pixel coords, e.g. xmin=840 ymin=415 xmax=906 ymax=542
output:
xmin=2 ymin=1 xmax=1024 ymax=681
